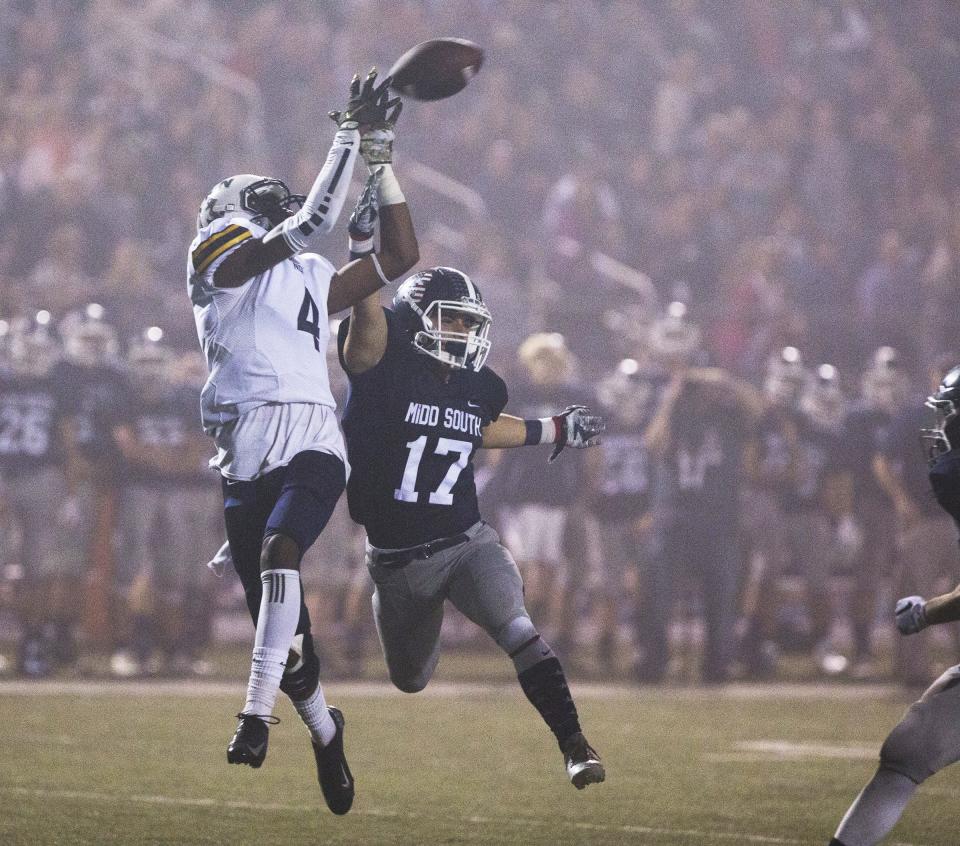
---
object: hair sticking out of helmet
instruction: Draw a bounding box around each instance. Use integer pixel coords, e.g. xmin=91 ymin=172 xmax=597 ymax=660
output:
xmin=198 ymin=174 xmax=306 ymax=231
xmin=517 ymin=332 xmax=573 ymax=385
xmin=922 ymin=364 xmax=960 ymax=464
xmin=392 ymin=267 xmax=492 ymax=371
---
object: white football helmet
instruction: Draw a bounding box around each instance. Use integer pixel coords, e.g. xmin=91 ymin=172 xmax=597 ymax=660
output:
xmin=197 ymin=174 xmax=305 ymax=230
xmin=860 ymin=346 xmax=909 ymax=413
xmin=764 ymin=346 xmax=809 ymax=407
xmin=8 ymin=310 xmax=61 ymax=377
xmin=60 ymin=303 xmax=119 ymax=368
xmin=127 ymin=327 xmax=176 ymax=386
xmin=597 ymin=357 xmax=657 ymax=427
xmin=801 ymin=364 xmax=846 ymax=431
xmin=646 ymin=301 xmax=701 ymax=367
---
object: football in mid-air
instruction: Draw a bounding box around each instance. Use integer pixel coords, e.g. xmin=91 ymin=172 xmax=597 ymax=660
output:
xmin=388 ymin=38 xmax=483 ymax=101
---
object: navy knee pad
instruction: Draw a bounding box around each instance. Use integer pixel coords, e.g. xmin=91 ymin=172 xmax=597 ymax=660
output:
xmin=279 ymin=632 xmax=320 ymax=701
xmin=264 ymin=451 xmax=346 ymax=556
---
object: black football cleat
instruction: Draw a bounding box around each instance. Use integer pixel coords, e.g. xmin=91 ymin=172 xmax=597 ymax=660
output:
xmin=562 ymin=732 xmax=605 ymax=789
xmin=311 ymin=707 xmax=354 ymax=815
xmin=227 ymin=713 xmax=275 ymax=768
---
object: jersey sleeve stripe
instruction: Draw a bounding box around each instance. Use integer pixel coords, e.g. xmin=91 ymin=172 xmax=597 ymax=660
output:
xmin=192 ymin=224 xmax=248 ymax=270
xmin=193 ymin=229 xmax=252 ymax=273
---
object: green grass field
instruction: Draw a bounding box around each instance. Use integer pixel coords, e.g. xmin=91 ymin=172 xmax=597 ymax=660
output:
xmin=2 ymin=678 xmax=959 ymax=846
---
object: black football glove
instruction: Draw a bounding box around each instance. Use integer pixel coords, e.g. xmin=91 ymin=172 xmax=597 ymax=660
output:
xmin=360 ymin=80 xmax=402 ymax=166
xmin=329 ymin=68 xmax=401 ymax=133
xmin=548 ymin=405 xmax=605 ymax=463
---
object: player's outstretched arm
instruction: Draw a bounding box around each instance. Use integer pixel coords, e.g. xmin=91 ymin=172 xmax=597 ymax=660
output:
xmin=213 ymin=70 xmax=390 ymax=288
xmin=481 ymin=407 xmax=604 ymax=461
xmin=896 ymin=584 xmax=960 ymax=634
xmin=329 ymin=201 xmax=418 ymax=315
xmin=336 ymin=89 xmax=418 ymax=373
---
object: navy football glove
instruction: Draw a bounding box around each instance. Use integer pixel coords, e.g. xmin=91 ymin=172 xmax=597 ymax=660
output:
xmin=348 ymin=169 xmax=381 ymax=242
xmin=549 ymin=405 xmax=605 ymax=463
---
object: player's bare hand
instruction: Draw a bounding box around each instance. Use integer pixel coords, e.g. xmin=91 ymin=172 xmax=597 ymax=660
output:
xmin=894 ymin=595 xmax=928 ymax=635
xmin=549 ymin=405 xmax=605 ymax=463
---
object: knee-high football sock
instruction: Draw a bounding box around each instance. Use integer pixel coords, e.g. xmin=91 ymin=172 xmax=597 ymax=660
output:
xmin=281 ymin=635 xmax=336 ymax=745
xmin=832 ymin=766 xmax=918 ymax=846
xmin=293 ymin=683 xmax=336 ymax=745
xmin=515 ymin=647 xmax=582 ymax=748
xmin=243 ymin=569 xmax=301 ymax=718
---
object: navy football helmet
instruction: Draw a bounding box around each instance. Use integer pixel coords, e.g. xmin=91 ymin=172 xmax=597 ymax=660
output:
xmin=392 ymin=267 xmax=492 ymax=371
xmin=923 ymin=364 xmax=960 ymax=464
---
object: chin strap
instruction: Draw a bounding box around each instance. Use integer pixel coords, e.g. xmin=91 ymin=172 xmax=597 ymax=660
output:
xmin=265 ymin=129 xmax=360 ymax=253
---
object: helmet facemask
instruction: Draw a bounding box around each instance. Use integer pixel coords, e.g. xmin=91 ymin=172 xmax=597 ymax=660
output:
xmin=411 ymin=299 xmax=492 ymax=371
xmin=198 ymin=175 xmax=305 ymax=230
xmin=922 ymin=396 xmax=959 ymax=465
xmin=240 ymin=179 xmax=306 ymax=228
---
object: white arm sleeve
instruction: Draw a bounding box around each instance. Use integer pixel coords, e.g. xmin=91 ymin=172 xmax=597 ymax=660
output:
xmin=264 ymin=128 xmax=360 ymax=252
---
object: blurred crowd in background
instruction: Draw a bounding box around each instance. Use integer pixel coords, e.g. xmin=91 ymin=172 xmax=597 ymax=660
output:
xmin=1 ymin=0 xmax=959 ymax=685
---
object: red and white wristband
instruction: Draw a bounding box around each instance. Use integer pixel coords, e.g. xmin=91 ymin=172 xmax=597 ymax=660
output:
xmin=524 ymin=416 xmax=562 ymax=446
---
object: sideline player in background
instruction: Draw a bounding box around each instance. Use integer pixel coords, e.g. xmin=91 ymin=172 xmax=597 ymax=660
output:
xmin=0 ymin=313 xmax=81 ymax=676
xmin=188 ymin=69 xmax=417 ymax=815
xmin=111 ymin=330 xmax=220 ymax=677
xmin=337 ymin=264 xmax=606 ymax=789
xmin=829 ymin=364 xmax=960 ymax=846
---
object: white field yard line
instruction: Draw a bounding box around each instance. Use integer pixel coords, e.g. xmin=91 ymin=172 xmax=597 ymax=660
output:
xmin=3 ymin=785 xmax=919 ymax=846
xmin=704 ymin=740 xmax=880 ymax=763
xmin=0 ymin=679 xmax=904 ymax=700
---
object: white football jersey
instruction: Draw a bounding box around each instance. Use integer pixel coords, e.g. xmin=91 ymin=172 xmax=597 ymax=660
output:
xmin=187 ymin=216 xmax=337 ymax=433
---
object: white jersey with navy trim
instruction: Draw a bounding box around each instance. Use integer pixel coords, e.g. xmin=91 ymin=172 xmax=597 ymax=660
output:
xmin=187 ymin=215 xmax=337 ymax=433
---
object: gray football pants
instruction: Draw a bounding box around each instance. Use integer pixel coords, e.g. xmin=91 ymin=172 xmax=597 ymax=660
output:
xmin=880 ymin=662 xmax=960 ymax=783
xmin=366 ymin=521 xmax=528 ymax=692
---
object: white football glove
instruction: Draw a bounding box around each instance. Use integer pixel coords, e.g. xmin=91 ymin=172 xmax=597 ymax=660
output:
xmin=549 ymin=405 xmax=605 ymax=463
xmin=206 ymin=540 xmax=232 ymax=579
xmin=894 ymin=595 xmax=928 ymax=635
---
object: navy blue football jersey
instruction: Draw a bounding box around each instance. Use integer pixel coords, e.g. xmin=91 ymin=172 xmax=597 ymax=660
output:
xmin=789 ymin=414 xmax=842 ymax=510
xmin=127 ymin=387 xmax=208 ymax=487
xmin=839 ymin=403 xmax=891 ymax=504
xmin=753 ymin=406 xmax=797 ymax=508
xmin=59 ymin=361 xmax=134 ymax=465
xmin=667 ymin=403 xmax=750 ymax=527
xmin=593 ymin=428 xmax=651 ymax=522
xmin=0 ymin=368 xmax=68 ymax=476
xmin=338 ymin=308 xmax=508 ymax=548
